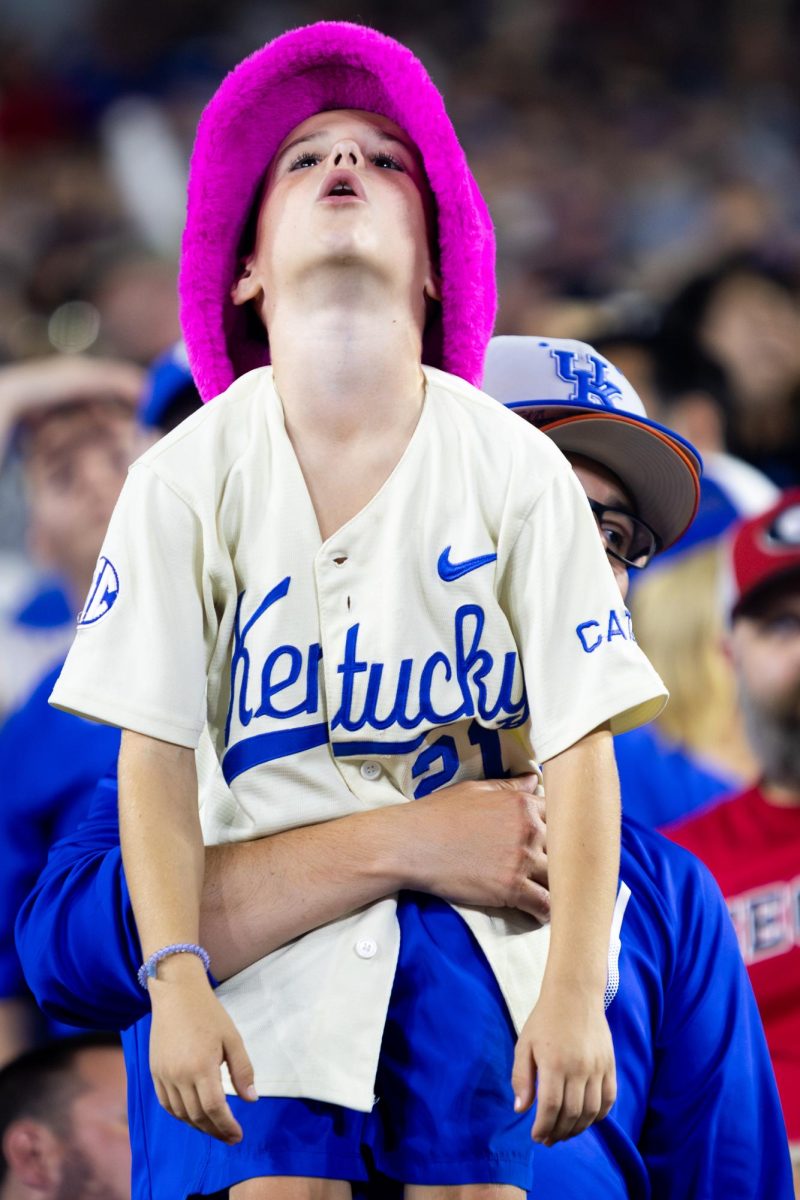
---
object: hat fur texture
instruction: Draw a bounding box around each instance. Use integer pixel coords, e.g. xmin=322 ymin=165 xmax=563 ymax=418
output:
xmin=180 ymin=21 xmax=496 ymax=401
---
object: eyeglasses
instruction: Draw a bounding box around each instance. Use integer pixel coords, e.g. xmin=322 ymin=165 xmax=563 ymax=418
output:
xmin=587 ymin=499 xmax=660 ymax=569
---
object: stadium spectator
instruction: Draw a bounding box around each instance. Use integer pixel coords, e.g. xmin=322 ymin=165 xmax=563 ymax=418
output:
xmin=0 ymin=356 xmax=143 ymax=716
xmin=585 ymin=325 xmax=779 ymax=825
xmin=0 ymin=1034 xmax=130 ymax=1200
xmin=17 ymin=339 xmax=793 ymax=1198
xmin=0 ymin=350 xmax=193 ymax=1066
xmin=659 ymin=258 xmax=800 ymax=488
xmin=669 ymin=488 xmax=800 ymax=1185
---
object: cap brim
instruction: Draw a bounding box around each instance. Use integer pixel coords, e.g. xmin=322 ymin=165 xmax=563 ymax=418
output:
xmin=732 ymin=564 xmax=800 ymax=619
xmin=530 ymin=411 xmax=701 ymax=550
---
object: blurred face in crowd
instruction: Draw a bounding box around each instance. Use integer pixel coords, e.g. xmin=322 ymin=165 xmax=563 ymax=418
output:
xmin=21 ymin=400 xmax=137 ymax=606
xmin=700 ymin=271 xmax=800 ymax=407
xmin=729 ymin=579 xmax=800 ymax=790
xmin=1 ymin=1046 xmax=130 ymax=1200
xmin=56 ymin=1046 xmax=130 ymax=1200
xmin=231 ymin=109 xmax=438 ymax=334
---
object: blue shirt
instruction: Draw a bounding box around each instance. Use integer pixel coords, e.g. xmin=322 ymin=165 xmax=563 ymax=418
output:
xmin=615 ymin=725 xmax=738 ymax=828
xmin=16 ymin=784 xmax=793 ymax=1198
xmin=0 ymin=662 xmax=119 ymax=1023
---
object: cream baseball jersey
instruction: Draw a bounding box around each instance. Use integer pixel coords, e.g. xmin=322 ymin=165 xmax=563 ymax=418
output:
xmin=51 ymin=364 xmax=667 ymax=1110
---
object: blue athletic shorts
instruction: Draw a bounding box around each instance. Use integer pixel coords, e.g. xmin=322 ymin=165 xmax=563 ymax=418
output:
xmin=186 ymin=892 xmax=534 ymax=1194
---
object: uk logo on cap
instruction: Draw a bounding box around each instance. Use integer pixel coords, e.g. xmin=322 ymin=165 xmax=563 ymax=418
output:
xmin=550 ymin=347 xmax=623 ymax=409
xmin=78 ymin=556 xmax=119 ymax=625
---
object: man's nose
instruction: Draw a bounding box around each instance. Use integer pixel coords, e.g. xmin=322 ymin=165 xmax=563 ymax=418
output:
xmin=330 ymin=140 xmax=362 ymax=167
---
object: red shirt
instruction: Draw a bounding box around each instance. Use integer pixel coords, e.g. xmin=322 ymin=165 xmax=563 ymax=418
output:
xmin=668 ymin=784 xmax=800 ymax=1140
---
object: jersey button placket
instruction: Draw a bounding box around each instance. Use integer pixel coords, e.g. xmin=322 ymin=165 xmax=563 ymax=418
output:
xmin=360 ymin=761 xmax=382 ymax=781
xmin=315 ymin=546 xmax=351 ymax=779
xmin=355 ymin=938 xmax=378 ymax=959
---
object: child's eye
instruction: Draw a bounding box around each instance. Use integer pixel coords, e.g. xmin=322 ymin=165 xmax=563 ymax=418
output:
xmin=289 ymin=151 xmax=323 ymax=171
xmin=370 ymin=151 xmax=404 ymax=171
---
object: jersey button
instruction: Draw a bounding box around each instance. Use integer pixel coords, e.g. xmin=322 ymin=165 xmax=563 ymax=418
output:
xmin=355 ymin=938 xmax=378 ymax=959
xmin=360 ymin=761 xmax=382 ymax=781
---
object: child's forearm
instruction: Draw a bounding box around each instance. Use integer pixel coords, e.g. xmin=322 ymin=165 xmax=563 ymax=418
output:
xmin=511 ymin=723 xmax=619 ymax=1145
xmin=119 ymin=730 xmax=255 ymax=1146
xmin=118 ymin=729 xmax=204 ymax=966
xmin=540 ymin=723 xmax=620 ymax=993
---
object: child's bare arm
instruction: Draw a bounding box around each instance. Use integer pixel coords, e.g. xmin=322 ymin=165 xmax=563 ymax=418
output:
xmin=119 ymin=730 xmax=255 ymax=1144
xmin=512 ymin=723 xmax=619 ymax=1145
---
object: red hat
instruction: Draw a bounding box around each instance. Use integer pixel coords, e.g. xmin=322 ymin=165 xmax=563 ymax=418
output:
xmin=730 ymin=488 xmax=800 ymax=618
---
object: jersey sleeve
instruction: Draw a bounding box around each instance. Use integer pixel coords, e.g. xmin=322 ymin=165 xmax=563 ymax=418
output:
xmin=642 ymin=850 xmax=794 ymax=1199
xmin=500 ymin=465 xmax=667 ymax=763
xmin=49 ymin=463 xmax=210 ymax=748
xmin=15 ymin=774 xmax=148 ymax=1030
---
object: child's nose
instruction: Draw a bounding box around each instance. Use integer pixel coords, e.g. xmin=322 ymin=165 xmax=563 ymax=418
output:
xmin=331 ymin=140 xmax=362 ymax=167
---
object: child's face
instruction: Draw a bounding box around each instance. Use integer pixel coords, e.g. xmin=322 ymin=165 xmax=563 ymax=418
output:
xmin=231 ymin=109 xmax=439 ymax=326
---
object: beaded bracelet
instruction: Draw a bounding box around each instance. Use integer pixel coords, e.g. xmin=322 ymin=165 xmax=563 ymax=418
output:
xmin=137 ymin=943 xmax=211 ymax=989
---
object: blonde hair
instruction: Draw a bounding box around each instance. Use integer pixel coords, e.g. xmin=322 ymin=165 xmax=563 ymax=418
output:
xmin=630 ymin=541 xmax=754 ymax=779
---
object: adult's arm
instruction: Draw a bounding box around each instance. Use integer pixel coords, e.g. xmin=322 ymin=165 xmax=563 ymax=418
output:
xmin=17 ymin=772 xmax=547 ymax=1030
xmin=0 ymin=664 xmax=120 ymax=1060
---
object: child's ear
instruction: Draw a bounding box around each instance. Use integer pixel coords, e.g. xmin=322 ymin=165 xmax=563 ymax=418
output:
xmin=231 ymin=260 xmax=260 ymax=306
xmin=424 ymin=268 xmax=441 ymax=303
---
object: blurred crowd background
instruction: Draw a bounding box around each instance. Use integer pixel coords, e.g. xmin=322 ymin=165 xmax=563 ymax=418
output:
xmin=1 ymin=0 xmax=799 ymax=1193
xmin=3 ymin=0 xmax=800 ymax=388
xmin=3 ymin=0 xmax=798 ymax=763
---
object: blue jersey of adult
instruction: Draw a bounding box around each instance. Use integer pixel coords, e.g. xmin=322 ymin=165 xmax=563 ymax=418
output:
xmin=0 ymin=661 xmax=119 ymax=1030
xmin=16 ymin=782 xmax=793 ymax=1199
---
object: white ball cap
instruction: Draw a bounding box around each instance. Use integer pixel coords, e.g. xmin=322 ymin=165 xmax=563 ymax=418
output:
xmin=482 ymin=335 xmax=703 ymax=552
xmin=484 ymin=335 xmax=648 ymax=419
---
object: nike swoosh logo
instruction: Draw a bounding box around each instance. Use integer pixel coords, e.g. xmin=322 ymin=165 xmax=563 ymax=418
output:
xmin=437 ymin=546 xmax=498 ymax=581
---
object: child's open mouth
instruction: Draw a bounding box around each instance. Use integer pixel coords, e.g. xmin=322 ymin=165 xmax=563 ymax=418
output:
xmin=318 ymin=170 xmax=366 ymax=202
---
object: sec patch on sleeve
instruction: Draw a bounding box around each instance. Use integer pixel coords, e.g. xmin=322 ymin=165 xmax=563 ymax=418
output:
xmin=78 ymin=556 xmax=120 ymax=626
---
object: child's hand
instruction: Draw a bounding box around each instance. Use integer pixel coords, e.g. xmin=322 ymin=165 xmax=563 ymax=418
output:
xmin=512 ymin=981 xmax=616 ymax=1145
xmin=148 ymin=959 xmax=257 ymax=1144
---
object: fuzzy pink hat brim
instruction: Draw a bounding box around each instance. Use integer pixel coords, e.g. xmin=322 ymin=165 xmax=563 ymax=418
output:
xmin=179 ymin=21 xmax=496 ymax=401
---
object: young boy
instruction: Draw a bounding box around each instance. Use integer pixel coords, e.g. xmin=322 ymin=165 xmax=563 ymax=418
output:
xmin=51 ymin=22 xmax=666 ymax=1198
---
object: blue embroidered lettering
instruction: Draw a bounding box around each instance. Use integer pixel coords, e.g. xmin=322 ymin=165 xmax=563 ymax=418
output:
xmin=361 ymin=658 xmax=417 ymax=731
xmin=333 ymin=624 xmax=369 ymax=731
xmin=607 ymin=610 xmax=626 ymax=641
xmin=551 ymin=349 xmax=622 ymax=408
xmin=305 ymin=644 xmax=323 ymax=715
xmin=577 ymin=620 xmax=602 ymax=653
xmin=231 ymin=585 xmax=527 ymax=751
xmin=453 ymin=605 xmax=491 ymax=715
xmin=487 ymin=650 xmax=527 ymax=723
xmin=256 ymin=645 xmax=304 ymax=718
xmin=418 ymin=652 xmax=465 ymax=724
xmin=225 ymin=577 xmax=291 ymax=745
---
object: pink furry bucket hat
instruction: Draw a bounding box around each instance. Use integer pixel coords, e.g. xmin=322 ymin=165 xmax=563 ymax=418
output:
xmin=179 ymin=21 xmax=496 ymax=401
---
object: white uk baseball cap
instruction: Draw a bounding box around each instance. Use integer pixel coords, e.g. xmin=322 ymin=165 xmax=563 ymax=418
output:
xmin=483 ymin=335 xmax=703 ymax=553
